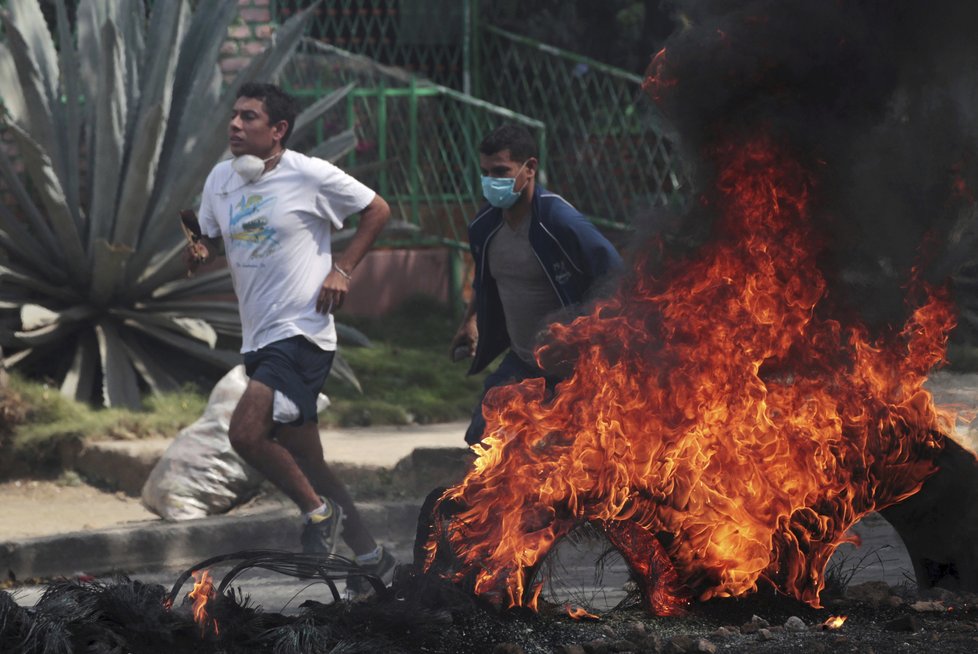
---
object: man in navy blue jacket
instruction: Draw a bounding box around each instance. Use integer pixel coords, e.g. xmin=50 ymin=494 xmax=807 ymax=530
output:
xmin=450 ymin=124 xmax=624 ymax=445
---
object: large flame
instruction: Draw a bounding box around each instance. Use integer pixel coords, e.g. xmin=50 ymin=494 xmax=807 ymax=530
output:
xmin=426 ymin=136 xmax=955 ymax=615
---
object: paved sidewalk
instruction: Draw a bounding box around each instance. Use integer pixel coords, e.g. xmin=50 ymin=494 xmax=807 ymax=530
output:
xmin=72 ymin=421 xmax=474 ymax=495
xmin=0 ymin=421 xmax=471 ymax=581
xmin=318 ymin=422 xmax=474 ymax=466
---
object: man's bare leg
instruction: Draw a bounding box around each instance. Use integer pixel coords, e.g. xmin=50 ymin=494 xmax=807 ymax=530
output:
xmin=277 ymin=421 xmax=378 ymax=556
xmin=228 ymin=380 xmax=321 ymax=513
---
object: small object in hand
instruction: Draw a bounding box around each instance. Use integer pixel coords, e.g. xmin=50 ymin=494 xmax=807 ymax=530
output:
xmin=179 ymin=209 xmax=208 ymax=262
xmin=180 ymin=209 xmax=202 ymax=238
xmin=452 ymin=345 xmax=472 ymax=362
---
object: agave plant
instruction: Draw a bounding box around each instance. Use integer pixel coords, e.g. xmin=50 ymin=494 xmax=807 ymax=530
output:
xmin=0 ymin=0 xmax=372 ymax=408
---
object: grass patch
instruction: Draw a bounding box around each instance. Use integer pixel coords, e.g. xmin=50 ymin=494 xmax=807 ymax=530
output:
xmin=325 ymin=295 xmax=488 ymax=427
xmin=9 ymin=378 xmax=206 ymax=444
xmin=1 ymin=376 xmax=207 ymax=476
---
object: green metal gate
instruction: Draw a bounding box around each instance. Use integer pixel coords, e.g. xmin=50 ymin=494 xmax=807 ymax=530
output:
xmin=281 ymin=39 xmax=545 ymax=249
xmin=276 ymin=0 xmax=472 ymax=90
xmin=274 ymin=0 xmax=688 ymax=240
xmin=475 ymin=24 xmax=687 ymax=229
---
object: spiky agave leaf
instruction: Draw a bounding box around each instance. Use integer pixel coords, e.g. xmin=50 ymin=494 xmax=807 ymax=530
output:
xmin=0 ymin=0 xmax=367 ymax=408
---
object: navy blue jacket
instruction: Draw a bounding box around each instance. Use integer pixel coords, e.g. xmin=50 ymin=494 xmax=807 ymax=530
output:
xmin=467 ymin=184 xmax=624 ymax=374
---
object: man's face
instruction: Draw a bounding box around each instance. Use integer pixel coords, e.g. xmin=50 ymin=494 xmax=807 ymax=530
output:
xmin=479 ymin=149 xmax=536 ymax=191
xmin=228 ymin=96 xmax=287 ymax=157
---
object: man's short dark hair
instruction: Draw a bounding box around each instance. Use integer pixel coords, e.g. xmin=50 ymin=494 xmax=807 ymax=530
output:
xmin=479 ymin=124 xmax=538 ymax=162
xmin=237 ymin=82 xmax=299 ymax=146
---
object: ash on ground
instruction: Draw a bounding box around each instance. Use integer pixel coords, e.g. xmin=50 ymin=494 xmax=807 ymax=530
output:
xmin=4 ymin=567 xmax=978 ymax=654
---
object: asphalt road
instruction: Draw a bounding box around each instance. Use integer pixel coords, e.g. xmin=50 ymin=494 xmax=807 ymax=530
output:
xmin=10 ymin=511 xmax=911 ymax=617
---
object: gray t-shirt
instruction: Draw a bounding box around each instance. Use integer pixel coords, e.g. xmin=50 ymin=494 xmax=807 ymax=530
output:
xmin=487 ymin=217 xmax=563 ymax=365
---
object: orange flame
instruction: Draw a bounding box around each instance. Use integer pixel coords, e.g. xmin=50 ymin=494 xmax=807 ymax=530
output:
xmin=565 ymin=605 xmax=601 ymax=621
xmin=188 ymin=569 xmax=219 ymax=637
xmin=822 ymin=615 xmax=847 ymax=629
xmin=426 ymin=136 xmax=955 ymax=615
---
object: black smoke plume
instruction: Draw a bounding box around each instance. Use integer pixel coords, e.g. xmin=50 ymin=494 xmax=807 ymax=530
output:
xmin=650 ymin=0 xmax=978 ymax=332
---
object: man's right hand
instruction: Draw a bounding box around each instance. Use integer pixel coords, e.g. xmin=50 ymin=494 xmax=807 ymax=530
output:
xmin=449 ymin=320 xmax=478 ymax=362
xmin=183 ymin=239 xmax=211 ymax=274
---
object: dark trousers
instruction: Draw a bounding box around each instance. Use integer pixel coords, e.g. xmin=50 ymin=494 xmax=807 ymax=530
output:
xmin=464 ymin=350 xmax=562 ymax=445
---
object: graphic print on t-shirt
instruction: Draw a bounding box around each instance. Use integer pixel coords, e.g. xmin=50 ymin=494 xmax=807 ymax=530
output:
xmin=229 ymin=194 xmax=280 ymax=261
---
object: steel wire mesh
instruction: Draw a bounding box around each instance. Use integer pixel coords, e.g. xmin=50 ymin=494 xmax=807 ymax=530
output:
xmin=273 ymin=1 xmax=689 ymax=242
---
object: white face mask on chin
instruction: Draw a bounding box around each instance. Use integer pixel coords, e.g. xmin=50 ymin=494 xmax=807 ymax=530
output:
xmin=232 ymin=150 xmax=284 ymax=183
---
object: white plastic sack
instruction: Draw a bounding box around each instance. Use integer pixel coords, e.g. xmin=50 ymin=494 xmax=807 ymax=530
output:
xmin=141 ymin=365 xmax=329 ymax=520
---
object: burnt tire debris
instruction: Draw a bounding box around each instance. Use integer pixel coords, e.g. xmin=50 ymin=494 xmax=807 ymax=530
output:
xmin=4 ymin=564 xmax=978 ymax=653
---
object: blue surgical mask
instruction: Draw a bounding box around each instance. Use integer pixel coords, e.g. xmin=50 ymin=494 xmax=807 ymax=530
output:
xmin=481 ymin=162 xmax=528 ymax=209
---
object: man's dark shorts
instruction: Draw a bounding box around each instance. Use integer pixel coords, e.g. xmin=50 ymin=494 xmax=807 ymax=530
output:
xmin=243 ymin=335 xmax=335 ymax=426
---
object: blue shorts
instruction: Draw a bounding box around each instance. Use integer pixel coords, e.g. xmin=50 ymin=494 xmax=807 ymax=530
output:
xmin=243 ymin=335 xmax=335 ymax=426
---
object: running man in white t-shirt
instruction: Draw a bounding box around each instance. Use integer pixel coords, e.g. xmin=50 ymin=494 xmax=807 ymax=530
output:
xmin=186 ymin=82 xmax=395 ymax=597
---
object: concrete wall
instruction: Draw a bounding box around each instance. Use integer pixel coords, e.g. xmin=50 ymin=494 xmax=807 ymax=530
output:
xmin=342 ymin=248 xmax=455 ymax=317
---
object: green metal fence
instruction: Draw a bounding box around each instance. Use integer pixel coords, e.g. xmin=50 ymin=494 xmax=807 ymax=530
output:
xmin=281 ymin=39 xmax=545 ymax=250
xmin=273 ymin=0 xmax=688 ymax=238
xmin=475 ymin=24 xmax=687 ymax=229
xmin=275 ymin=0 xmax=472 ymax=90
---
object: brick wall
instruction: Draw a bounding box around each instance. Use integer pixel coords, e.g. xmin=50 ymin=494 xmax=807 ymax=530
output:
xmin=220 ymin=0 xmax=276 ymax=79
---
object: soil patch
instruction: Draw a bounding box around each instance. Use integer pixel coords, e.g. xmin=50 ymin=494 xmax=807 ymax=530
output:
xmin=0 ymin=478 xmax=158 ymax=542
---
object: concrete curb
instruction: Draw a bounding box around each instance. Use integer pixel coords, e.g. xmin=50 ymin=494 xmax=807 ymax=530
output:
xmin=1 ymin=500 xmax=424 ymax=581
xmin=75 ymin=439 xmax=169 ymax=497
xmin=2 ymin=423 xmax=471 ymax=582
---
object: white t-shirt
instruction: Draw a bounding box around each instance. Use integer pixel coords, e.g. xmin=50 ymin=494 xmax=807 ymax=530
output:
xmin=198 ymin=150 xmax=375 ymax=353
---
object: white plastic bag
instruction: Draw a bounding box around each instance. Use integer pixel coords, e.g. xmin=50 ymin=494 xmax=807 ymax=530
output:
xmin=141 ymin=365 xmax=328 ymax=520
